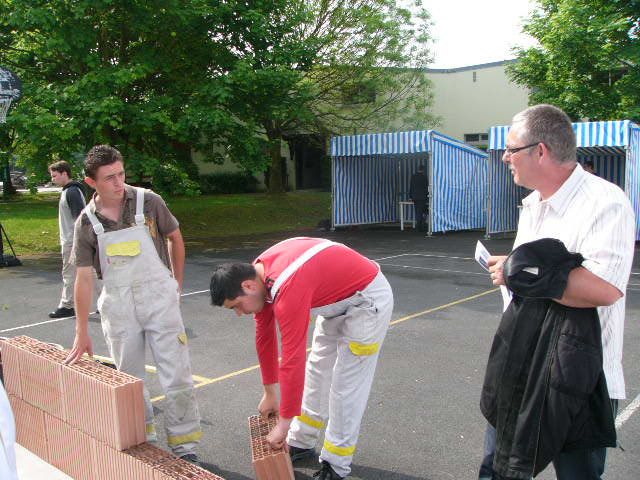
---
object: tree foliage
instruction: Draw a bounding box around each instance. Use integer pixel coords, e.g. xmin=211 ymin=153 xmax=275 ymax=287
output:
xmin=0 ymin=0 xmax=226 ymax=194
xmin=0 ymin=0 xmax=436 ymax=194
xmin=212 ymin=0 xmax=436 ymax=191
xmin=509 ymin=0 xmax=640 ymax=121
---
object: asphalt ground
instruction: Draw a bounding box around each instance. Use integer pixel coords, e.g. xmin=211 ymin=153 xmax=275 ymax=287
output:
xmin=1 ymin=228 xmax=639 ymax=480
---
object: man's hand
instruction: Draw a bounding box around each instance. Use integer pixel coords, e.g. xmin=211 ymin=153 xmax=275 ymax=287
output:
xmin=258 ymin=384 xmax=279 ymax=418
xmin=65 ymin=331 xmax=93 ymax=365
xmin=488 ymin=255 xmax=507 ymax=286
xmin=266 ymin=417 xmax=292 ymax=450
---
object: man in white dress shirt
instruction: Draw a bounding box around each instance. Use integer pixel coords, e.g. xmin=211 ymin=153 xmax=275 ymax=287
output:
xmin=479 ymin=104 xmax=636 ymax=480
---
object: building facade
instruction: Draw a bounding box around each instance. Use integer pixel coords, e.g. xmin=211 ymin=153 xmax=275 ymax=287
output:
xmin=426 ymin=60 xmax=529 ymax=148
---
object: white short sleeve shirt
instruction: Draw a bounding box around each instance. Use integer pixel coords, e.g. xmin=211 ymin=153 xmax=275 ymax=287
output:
xmin=513 ymin=163 xmax=636 ymax=399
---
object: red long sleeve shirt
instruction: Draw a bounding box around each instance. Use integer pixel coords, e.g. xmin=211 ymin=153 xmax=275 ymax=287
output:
xmin=254 ymin=238 xmax=378 ymax=418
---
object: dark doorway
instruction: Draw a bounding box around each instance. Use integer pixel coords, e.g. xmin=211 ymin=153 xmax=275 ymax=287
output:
xmin=289 ymin=135 xmax=328 ymax=190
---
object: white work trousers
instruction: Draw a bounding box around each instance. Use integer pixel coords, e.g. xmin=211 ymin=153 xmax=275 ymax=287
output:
xmin=59 ymin=242 xmax=75 ymax=309
xmin=98 ymin=275 xmax=200 ymax=456
xmin=287 ymin=271 xmax=393 ymax=477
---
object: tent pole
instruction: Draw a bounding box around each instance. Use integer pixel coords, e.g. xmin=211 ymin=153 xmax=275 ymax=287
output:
xmin=485 ymin=153 xmax=492 ymax=239
xmin=331 ymin=155 xmax=336 ymax=230
xmin=427 ymin=151 xmax=433 ymax=236
xmin=397 ymin=158 xmax=402 ymax=227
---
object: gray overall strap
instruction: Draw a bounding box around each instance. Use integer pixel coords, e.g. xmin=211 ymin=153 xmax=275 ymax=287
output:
xmin=84 ymin=203 xmax=105 ymax=235
xmin=270 ymin=240 xmax=337 ymax=300
xmin=134 ymin=187 xmax=145 ymax=226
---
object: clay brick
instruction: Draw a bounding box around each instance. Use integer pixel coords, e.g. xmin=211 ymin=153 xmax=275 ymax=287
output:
xmin=0 ymin=340 xmax=22 ymax=397
xmin=94 ymin=438 xmax=153 ymax=479
xmin=248 ymin=415 xmax=294 ymax=480
xmin=45 ymin=413 xmax=97 ymax=480
xmin=9 ymin=394 xmax=49 ymax=461
xmin=154 ymin=456 xmax=226 ymax=479
xmin=2 ymin=337 xmax=65 ymax=419
xmin=65 ymin=355 xmax=146 ymax=450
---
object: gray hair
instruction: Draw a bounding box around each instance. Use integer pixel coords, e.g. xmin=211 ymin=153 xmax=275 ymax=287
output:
xmin=512 ymin=104 xmax=576 ymax=163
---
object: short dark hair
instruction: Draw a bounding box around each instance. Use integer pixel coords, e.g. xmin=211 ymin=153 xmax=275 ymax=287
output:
xmin=512 ymin=104 xmax=576 ymax=163
xmin=49 ymin=160 xmax=72 ymax=177
xmin=85 ymin=145 xmax=123 ymax=179
xmin=210 ymin=263 xmax=257 ymax=306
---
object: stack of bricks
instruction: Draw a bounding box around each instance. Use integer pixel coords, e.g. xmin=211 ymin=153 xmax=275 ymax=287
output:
xmin=248 ymin=415 xmax=295 ymax=480
xmin=1 ymin=335 xmax=224 ymax=480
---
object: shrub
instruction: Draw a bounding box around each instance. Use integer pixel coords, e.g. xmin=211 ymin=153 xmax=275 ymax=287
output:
xmin=199 ymin=172 xmax=259 ymax=194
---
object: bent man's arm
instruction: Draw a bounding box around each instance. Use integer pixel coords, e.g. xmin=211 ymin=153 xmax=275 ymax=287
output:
xmin=65 ymin=266 xmax=94 ymax=364
xmin=555 ymin=267 xmax=622 ymax=308
xmin=166 ymin=228 xmax=185 ymax=292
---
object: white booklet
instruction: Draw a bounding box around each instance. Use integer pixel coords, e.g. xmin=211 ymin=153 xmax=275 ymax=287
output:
xmin=474 ymin=240 xmax=491 ymax=272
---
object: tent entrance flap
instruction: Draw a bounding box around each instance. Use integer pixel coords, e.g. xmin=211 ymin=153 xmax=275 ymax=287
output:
xmin=332 ymin=154 xmax=426 ymax=227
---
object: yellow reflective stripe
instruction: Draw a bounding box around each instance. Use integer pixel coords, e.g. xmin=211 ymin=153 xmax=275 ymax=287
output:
xmin=349 ymin=341 xmax=379 ymax=356
xmin=146 ymin=423 xmax=156 ymax=434
xmin=167 ymin=430 xmax=203 ymax=446
xmin=296 ymin=413 xmax=324 ymax=429
xmin=106 ymin=240 xmax=141 ymax=257
xmin=323 ymin=439 xmax=356 ymax=457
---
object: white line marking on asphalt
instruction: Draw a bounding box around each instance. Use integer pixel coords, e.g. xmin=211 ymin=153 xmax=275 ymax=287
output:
xmin=402 ymin=253 xmax=475 ymax=261
xmin=378 ymin=262 xmax=487 ymax=276
xmin=372 ymin=253 xmax=411 ymax=261
xmin=0 ymin=316 xmax=79 ymax=333
xmin=616 ymin=392 xmax=640 ymax=429
xmin=181 ymin=289 xmax=208 ymax=297
xmin=0 ymin=288 xmax=209 ymax=333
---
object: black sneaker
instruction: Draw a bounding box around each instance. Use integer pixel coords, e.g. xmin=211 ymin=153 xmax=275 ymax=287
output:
xmin=289 ymin=445 xmax=315 ymax=462
xmin=313 ymin=461 xmax=345 ymax=479
xmin=48 ymin=307 xmax=75 ymax=318
xmin=179 ymin=453 xmax=200 ymax=466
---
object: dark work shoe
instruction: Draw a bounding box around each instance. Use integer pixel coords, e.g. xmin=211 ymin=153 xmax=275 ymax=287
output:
xmin=48 ymin=307 xmax=75 ymax=318
xmin=313 ymin=461 xmax=345 ymax=479
xmin=179 ymin=453 xmax=200 ymax=466
xmin=289 ymin=445 xmax=315 ymax=462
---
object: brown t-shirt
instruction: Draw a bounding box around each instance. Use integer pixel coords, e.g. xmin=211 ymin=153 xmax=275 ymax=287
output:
xmin=71 ymin=184 xmax=179 ymax=278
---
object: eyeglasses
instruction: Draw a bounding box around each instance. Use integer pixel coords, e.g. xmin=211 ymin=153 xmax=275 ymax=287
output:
xmin=504 ymin=142 xmax=540 ymax=157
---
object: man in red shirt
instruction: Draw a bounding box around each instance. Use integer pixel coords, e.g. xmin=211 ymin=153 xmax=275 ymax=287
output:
xmin=210 ymin=237 xmax=394 ymax=479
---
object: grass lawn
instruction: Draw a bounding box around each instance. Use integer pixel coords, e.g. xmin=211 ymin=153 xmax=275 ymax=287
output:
xmin=0 ymin=191 xmax=331 ymax=256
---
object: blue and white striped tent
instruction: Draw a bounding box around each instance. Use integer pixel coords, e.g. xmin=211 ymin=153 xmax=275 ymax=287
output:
xmin=487 ymin=120 xmax=640 ymax=240
xmin=330 ymin=130 xmax=488 ymax=234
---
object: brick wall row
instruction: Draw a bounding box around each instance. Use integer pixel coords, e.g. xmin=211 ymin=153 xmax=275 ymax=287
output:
xmin=1 ymin=335 xmax=224 ymax=480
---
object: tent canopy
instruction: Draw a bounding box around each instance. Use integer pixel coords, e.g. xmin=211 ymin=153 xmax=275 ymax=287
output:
xmin=486 ymin=120 xmax=640 ymax=240
xmin=332 ymin=129 xmax=485 ymax=157
xmin=490 ymin=120 xmax=633 ymax=151
xmin=331 ymin=130 xmax=488 ymax=233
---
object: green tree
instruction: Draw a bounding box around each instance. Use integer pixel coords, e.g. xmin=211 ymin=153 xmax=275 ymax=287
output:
xmin=213 ymin=0 xmax=437 ymax=192
xmin=0 ymin=0 xmax=239 ymax=195
xmin=1 ymin=1 xmax=436 ymax=195
xmin=509 ymin=0 xmax=640 ymax=121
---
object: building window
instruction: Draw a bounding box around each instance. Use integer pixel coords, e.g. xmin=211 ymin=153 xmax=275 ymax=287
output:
xmin=464 ymin=133 xmax=489 ymax=149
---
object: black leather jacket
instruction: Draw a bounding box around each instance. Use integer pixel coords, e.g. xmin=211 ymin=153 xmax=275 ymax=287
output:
xmin=480 ymin=239 xmax=616 ymax=479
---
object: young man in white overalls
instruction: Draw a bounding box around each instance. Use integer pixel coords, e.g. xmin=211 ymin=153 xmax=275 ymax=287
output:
xmin=65 ymin=145 xmax=201 ymax=463
xmin=210 ymin=237 xmax=394 ymax=479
